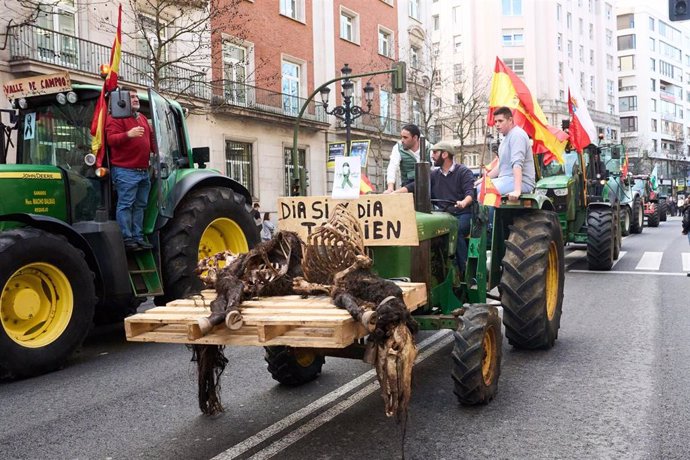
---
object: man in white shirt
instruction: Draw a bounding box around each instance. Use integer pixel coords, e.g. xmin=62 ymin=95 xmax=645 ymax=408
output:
xmin=384 ymin=124 xmax=422 ymax=193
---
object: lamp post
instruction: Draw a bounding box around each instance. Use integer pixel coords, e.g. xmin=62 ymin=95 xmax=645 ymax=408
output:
xmin=319 ymin=63 xmax=375 ymax=156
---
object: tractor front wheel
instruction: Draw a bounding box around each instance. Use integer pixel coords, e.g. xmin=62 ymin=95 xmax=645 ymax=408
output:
xmin=451 ymin=304 xmax=502 ymax=405
xmin=0 ymin=228 xmax=96 ymax=378
xmin=156 ymin=187 xmax=260 ymax=305
xmin=620 ymin=207 xmax=631 ymax=236
xmin=265 ymin=346 xmax=325 ymax=385
xmin=647 ymin=204 xmax=660 ymax=228
xmin=500 ymin=211 xmax=564 ymax=349
xmin=659 ymin=199 xmax=667 ymax=222
xmin=587 ymin=208 xmax=615 ymax=270
xmin=630 ymin=196 xmax=644 ymax=234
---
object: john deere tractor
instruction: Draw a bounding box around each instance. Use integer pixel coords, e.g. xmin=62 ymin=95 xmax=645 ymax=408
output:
xmin=0 ymin=73 xmax=259 ymax=378
xmin=534 ymin=144 xmax=622 ymax=270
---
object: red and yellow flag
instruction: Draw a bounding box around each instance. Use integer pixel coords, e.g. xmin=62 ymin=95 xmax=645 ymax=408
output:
xmin=90 ymin=4 xmax=123 ymax=167
xmin=487 ymin=57 xmax=567 ymax=165
xmin=484 ymin=156 xmax=499 ymax=173
xmin=479 ymin=175 xmax=501 ymax=208
xmin=621 ymin=151 xmax=629 ymax=177
xmin=360 ymin=172 xmax=375 ymax=195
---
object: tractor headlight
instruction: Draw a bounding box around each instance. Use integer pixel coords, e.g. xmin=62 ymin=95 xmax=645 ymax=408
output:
xmin=56 ymin=93 xmax=67 ymax=105
xmin=18 ymin=98 xmax=28 ymax=109
xmin=535 ymin=188 xmax=548 ymax=196
xmin=553 ymin=188 xmax=568 ymax=196
xmin=66 ymin=91 xmax=78 ymax=103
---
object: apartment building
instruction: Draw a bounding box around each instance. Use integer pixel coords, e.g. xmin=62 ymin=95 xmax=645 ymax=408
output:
xmin=0 ymin=0 xmax=409 ymax=208
xmin=615 ymin=1 xmax=690 ymax=183
xmin=429 ymin=0 xmax=619 ymax=167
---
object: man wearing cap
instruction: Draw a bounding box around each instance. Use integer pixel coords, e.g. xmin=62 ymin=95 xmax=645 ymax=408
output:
xmin=395 ymin=141 xmax=475 ymax=275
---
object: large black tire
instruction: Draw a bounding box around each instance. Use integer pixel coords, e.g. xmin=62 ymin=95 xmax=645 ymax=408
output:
xmin=613 ymin=206 xmax=621 ymax=261
xmin=156 ymin=187 xmax=260 ymax=305
xmin=620 ymin=206 xmax=631 ymax=236
xmin=659 ymin=199 xmax=667 ymax=222
xmin=264 ymin=346 xmax=325 ymax=385
xmin=0 ymin=228 xmax=96 ymax=378
xmin=587 ymin=207 xmax=615 ymax=270
xmin=630 ymin=196 xmax=644 ymax=234
xmin=500 ymin=211 xmax=564 ymax=349
xmin=647 ymin=204 xmax=660 ymax=227
xmin=451 ymin=304 xmax=502 ymax=405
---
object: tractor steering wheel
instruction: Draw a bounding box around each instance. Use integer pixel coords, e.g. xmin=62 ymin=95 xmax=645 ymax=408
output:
xmin=430 ymin=198 xmax=458 ymax=212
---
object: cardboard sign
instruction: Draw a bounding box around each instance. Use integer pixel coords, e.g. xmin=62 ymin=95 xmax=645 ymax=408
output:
xmin=3 ymin=72 xmax=72 ymax=99
xmin=277 ymin=194 xmax=419 ymax=246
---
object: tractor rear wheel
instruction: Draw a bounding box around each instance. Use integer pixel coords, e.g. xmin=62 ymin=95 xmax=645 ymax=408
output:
xmin=500 ymin=211 xmax=564 ymax=349
xmin=620 ymin=207 xmax=631 ymax=236
xmin=451 ymin=304 xmax=502 ymax=405
xmin=156 ymin=187 xmax=260 ymax=305
xmin=647 ymin=204 xmax=660 ymax=227
xmin=0 ymin=228 xmax=96 ymax=378
xmin=587 ymin=208 xmax=615 ymax=270
xmin=659 ymin=199 xmax=667 ymax=222
xmin=630 ymin=196 xmax=644 ymax=234
xmin=265 ymin=346 xmax=325 ymax=385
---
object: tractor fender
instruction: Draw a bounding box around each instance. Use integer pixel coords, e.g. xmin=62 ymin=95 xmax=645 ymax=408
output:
xmin=587 ymin=202 xmax=614 ymax=214
xmin=158 ymin=170 xmax=253 ymax=229
xmin=518 ymin=194 xmax=556 ymax=211
xmin=0 ymin=213 xmax=104 ymax=299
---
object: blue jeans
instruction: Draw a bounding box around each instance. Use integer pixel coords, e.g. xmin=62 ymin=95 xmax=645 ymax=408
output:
xmin=455 ymin=213 xmax=472 ymax=273
xmin=112 ymin=166 xmax=151 ymax=243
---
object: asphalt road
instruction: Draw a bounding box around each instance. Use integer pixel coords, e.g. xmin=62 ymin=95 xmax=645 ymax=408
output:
xmin=1 ymin=216 xmax=689 ymax=460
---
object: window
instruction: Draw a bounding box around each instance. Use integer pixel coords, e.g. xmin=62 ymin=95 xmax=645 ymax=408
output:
xmin=580 ymin=71 xmax=585 ymax=91
xmin=619 ymin=95 xmax=637 ymax=111
xmin=651 ymin=119 xmax=657 ymax=132
xmin=579 ymin=45 xmax=584 ymax=62
xmin=557 ymin=33 xmax=562 ymax=50
xmin=410 ymin=46 xmax=420 ymax=68
xmin=606 ymin=54 xmax=613 ymax=70
xmin=432 ymin=15 xmax=439 ymax=30
xmin=650 ymin=37 xmax=655 ymax=51
xmin=558 ymin=61 xmax=563 ymax=75
xmin=408 ymin=0 xmax=420 ymax=20
xmin=649 ymin=16 xmax=655 ymax=31
xmin=620 ymin=117 xmax=637 ymax=133
xmin=567 ymin=12 xmax=571 ymax=29
xmin=617 ymin=13 xmax=634 ymax=30
xmin=284 ymin=147 xmax=307 ymax=195
xmin=590 ymin=49 xmax=594 ymax=65
xmin=137 ymin=14 xmax=167 ymax=63
xmin=225 ymin=140 xmax=253 ymax=192
xmin=380 ymin=89 xmax=390 ymax=120
xmin=502 ymin=29 xmax=524 ymax=46
xmin=557 ymin=3 xmax=561 ymax=20
xmin=567 ymin=40 xmax=572 ymax=57
xmin=502 ymin=0 xmax=521 ymax=16
xmin=579 ymin=18 xmax=584 ymax=35
xmin=280 ymin=0 xmax=304 ymax=21
xmin=619 ymin=76 xmax=635 ymax=91
xmin=650 ymin=58 xmax=656 ymax=71
xmin=340 ymin=8 xmax=359 ymax=42
xmin=617 ymin=34 xmax=636 ymax=51
xmin=432 ymin=42 xmax=440 ymax=56
xmin=282 ymin=60 xmax=302 ymax=116
xmin=589 ymin=23 xmax=593 ymax=40
xmin=606 ymin=30 xmax=613 ymax=47
xmin=652 ymin=139 xmax=657 ymax=152
xmin=605 ymin=3 xmax=612 ymax=20
xmin=618 ymin=55 xmax=635 ymax=71
xmin=454 ymin=63 xmax=463 ymax=82
xmin=453 ymin=6 xmax=461 ymax=24
xmin=607 ymin=79 xmax=614 ymax=95
xmin=651 ymin=78 xmax=656 ymax=91
xmin=454 ymin=35 xmax=462 ymax=53
xmin=412 ymin=99 xmax=421 ymax=126
xmin=503 ymin=57 xmax=524 ymax=77
xmin=378 ymin=27 xmax=393 ymax=57
xmin=590 ymin=75 xmax=595 ymax=94
xmin=223 ymin=42 xmax=248 ymax=105
xmin=651 ymin=98 xmax=657 ymax=111
xmin=36 ymin=0 xmax=78 ymax=66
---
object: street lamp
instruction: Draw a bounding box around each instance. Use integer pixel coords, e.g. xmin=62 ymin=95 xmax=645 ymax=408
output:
xmin=319 ymin=63 xmax=375 ymax=156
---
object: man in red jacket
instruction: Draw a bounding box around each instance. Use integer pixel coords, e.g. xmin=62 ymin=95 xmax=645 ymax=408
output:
xmin=105 ymin=88 xmax=153 ymax=251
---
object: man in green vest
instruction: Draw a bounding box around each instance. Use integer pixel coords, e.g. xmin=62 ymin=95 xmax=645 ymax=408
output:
xmin=384 ymin=124 xmax=422 ymax=193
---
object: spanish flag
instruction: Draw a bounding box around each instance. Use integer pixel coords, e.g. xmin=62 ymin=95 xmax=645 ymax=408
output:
xmin=360 ymin=172 xmax=375 ymax=195
xmin=479 ymin=175 xmax=501 ymax=208
xmin=621 ymin=151 xmax=629 ymax=178
xmin=90 ymin=4 xmax=122 ymax=167
xmin=487 ymin=57 xmax=567 ymax=165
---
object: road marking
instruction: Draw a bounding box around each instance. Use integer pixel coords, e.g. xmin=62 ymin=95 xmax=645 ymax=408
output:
xmin=569 ymin=269 xmax=687 ymax=277
xmin=635 ymin=252 xmax=663 ymax=271
xmin=683 ymin=253 xmax=690 ymax=272
xmin=611 ymin=251 xmax=627 ymax=268
xmin=213 ymin=330 xmax=452 ymax=460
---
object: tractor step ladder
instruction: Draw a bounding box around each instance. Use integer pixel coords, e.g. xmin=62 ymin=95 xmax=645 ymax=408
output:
xmin=126 ymin=249 xmax=163 ymax=297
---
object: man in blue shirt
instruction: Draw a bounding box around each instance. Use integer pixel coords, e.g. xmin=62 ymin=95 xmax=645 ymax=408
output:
xmin=395 ymin=141 xmax=475 ymax=274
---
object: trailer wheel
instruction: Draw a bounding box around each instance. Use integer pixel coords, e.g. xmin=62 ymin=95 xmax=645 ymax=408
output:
xmin=156 ymin=187 xmax=260 ymax=305
xmin=264 ymin=346 xmax=325 ymax=385
xmin=630 ymin=196 xmax=643 ymax=234
xmin=587 ymin=208 xmax=615 ymax=270
xmin=659 ymin=199 xmax=667 ymax=222
xmin=500 ymin=211 xmax=564 ymax=349
xmin=0 ymin=228 xmax=96 ymax=378
xmin=620 ymin=207 xmax=631 ymax=236
xmin=451 ymin=304 xmax=502 ymax=405
xmin=647 ymin=204 xmax=660 ymax=228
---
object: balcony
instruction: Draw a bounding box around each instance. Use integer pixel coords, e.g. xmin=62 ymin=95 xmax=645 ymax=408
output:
xmin=334 ymin=113 xmax=405 ymax=138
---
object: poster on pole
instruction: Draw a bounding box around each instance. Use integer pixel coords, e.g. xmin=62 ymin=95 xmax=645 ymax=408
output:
xmin=327 ymin=140 xmax=370 ymax=168
xmin=332 ymin=155 xmax=361 ymax=199
xmin=327 ymin=142 xmax=345 ymax=169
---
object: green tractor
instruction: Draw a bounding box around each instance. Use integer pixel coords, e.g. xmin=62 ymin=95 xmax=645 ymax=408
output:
xmin=0 ymin=74 xmax=259 ymax=379
xmin=656 ymin=179 xmax=672 ymax=222
xmin=534 ymin=144 xmax=622 ymax=270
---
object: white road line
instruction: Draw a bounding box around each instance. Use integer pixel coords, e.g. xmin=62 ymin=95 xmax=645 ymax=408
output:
xmin=611 ymin=251 xmax=627 ymax=268
xmin=635 ymin=252 xmax=663 ymax=271
xmin=213 ymin=330 xmax=452 ymax=460
xmin=247 ymin=334 xmax=453 ymax=460
xmin=682 ymin=253 xmax=690 ymax=272
xmin=569 ymin=269 xmax=687 ymax=277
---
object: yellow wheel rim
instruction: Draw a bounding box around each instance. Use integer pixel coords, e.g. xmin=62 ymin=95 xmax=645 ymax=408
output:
xmin=198 ymin=217 xmax=249 ymax=263
xmin=1 ymin=263 xmax=73 ymax=348
xmin=545 ymin=241 xmax=559 ymax=321
xmin=293 ymin=348 xmax=316 ymax=368
xmin=481 ymin=325 xmax=497 ymax=386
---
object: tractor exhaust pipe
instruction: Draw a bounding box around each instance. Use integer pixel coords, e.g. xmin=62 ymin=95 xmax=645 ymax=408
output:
xmin=415 ymin=135 xmax=431 ymax=213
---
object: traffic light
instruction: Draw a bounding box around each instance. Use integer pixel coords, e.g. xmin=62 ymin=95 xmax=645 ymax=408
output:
xmin=669 ymin=0 xmax=690 ymax=21
xmin=391 ymin=61 xmax=407 ymax=94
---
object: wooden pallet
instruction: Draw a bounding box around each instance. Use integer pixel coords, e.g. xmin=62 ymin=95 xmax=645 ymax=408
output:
xmin=124 ymin=282 xmax=426 ymax=348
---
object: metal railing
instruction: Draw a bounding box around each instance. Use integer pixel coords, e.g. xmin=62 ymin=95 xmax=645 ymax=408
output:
xmin=334 ymin=113 xmax=404 ymax=136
